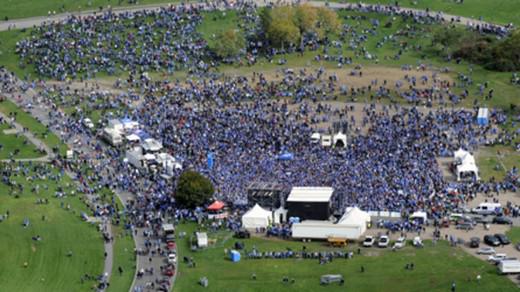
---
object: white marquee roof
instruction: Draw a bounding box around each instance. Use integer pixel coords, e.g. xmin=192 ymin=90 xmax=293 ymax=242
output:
xmin=287 ymin=187 xmax=334 ymax=203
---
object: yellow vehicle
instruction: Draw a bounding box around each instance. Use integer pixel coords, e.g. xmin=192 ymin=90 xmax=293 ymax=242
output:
xmin=327 ymin=237 xmax=347 ymax=247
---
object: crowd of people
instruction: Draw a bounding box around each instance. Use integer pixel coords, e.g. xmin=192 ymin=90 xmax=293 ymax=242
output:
xmin=0 ymin=2 xmax=519 ymax=290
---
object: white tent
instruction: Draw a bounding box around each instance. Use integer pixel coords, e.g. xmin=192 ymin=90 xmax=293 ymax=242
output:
xmin=333 ymin=132 xmax=347 ymax=148
xmin=410 ymin=211 xmax=428 ymax=223
xmin=242 ymin=204 xmax=271 ymax=228
xmin=338 ymin=207 xmax=370 ymax=225
xmin=292 ymin=206 xmax=370 ymax=240
xmin=310 ymin=132 xmax=321 ymax=144
xmin=142 ymin=138 xmax=163 ymax=153
xmin=273 ymin=207 xmax=288 ymax=224
xmin=457 ymin=163 xmax=479 ymax=181
xmin=453 ymin=148 xmax=479 ymax=181
xmin=126 ymin=134 xmax=140 ymax=142
xmin=454 ymin=148 xmax=469 ymax=163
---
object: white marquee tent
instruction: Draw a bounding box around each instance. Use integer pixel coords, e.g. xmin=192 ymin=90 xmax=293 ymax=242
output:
xmin=292 ymin=207 xmax=370 ymax=240
xmin=242 ymin=204 xmax=272 ymax=228
xmin=333 ymin=132 xmax=347 ymax=148
xmin=310 ymin=132 xmax=321 ymax=144
xmin=273 ymin=207 xmax=288 ymax=224
xmin=453 ymin=148 xmax=479 ymax=181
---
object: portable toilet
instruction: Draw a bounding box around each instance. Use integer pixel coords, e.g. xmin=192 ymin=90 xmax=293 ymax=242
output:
xmin=229 ymin=250 xmax=241 ymax=262
xmin=321 ymin=135 xmax=332 ymax=147
xmin=477 ymin=108 xmax=489 ymax=126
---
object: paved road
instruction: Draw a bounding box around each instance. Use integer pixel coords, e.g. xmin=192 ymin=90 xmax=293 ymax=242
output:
xmin=0 ymin=1 xmax=507 ymax=32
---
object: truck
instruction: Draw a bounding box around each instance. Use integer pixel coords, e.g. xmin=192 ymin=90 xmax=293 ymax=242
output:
xmin=497 ymin=260 xmax=520 ymax=274
xmin=102 ymin=128 xmax=123 ymax=146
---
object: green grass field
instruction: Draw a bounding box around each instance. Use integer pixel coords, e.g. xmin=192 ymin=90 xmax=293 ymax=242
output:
xmin=174 ymin=223 xmax=517 ymax=292
xmin=3 ymin=0 xmax=520 ymax=25
xmin=107 ymin=225 xmax=136 ymax=292
xmin=0 ymin=0 xmax=199 ymax=20
xmin=197 ymin=10 xmax=240 ymax=49
xmin=507 ymin=228 xmax=520 ymax=244
xmin=0 ymin=100 xmax=68 ymax=155
xmin=0 ymin=163 xmax=104 ymax=291
xmin=476 ymin=145 xmax=519 ymax=181
xmin=0 ymin=123 xmax=44 ymax=159
xmin=334 ymin=0 xmax=520 ymax=25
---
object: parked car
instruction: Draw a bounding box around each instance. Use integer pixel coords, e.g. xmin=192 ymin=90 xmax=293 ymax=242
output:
xmin=469 ymin=237 xmax=480 ymax=248
xmin=493 ymin=216 xmax=512 ymax=225
xmin=515 ymin=243 xmax=520 ymax=251
xmin=495 ymin=234 xmax=511 ymax=245
xmin=456 ymin=222 xmax=474 ymax=230
xmin=393 ymin=237 xmax=406 ymax=249
xmin=320 ymin=274 xmax=344 ymax=285
xmin=378 ymin=235 xmax=389 ymax=248
xmin=488 ymin=253 xmax=508 ymax=264
xmin=168 ymin=253 xmax=177 ymax=264
xmin=363 ymin=236 xmax=375 ymax=247
xmin=167 ymin=241 xmax=176 ymax=250
xmin=477 ymin=247 xmax=496 ymax=255
xmin=484 ymin=235 xmax=501 ymax=246
xmin=83 ymin=118 xmax=95 ymax=129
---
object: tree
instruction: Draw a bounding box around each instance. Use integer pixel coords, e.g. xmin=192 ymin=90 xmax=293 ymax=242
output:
xmin=316 ymin=7 xmax=340 ymax=39
xmin=267 ymin=18 xmax=301 ymax=49
xmin=175 ymin=170 xmax=214 ymax=208
xmin=213 ymin=29 xmax=246 ymax=60
xmin=294 ymin=4 xmax=317 ymax=34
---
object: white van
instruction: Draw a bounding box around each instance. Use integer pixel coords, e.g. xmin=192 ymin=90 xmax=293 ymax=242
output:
xmin=472 ymin=203 xmax=501 ymax=216
xmin=498 ymin=260 xmax=520 ymax=274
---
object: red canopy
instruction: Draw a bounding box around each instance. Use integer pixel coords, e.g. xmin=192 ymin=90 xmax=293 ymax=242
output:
xmin=207 ymin=200 xmax=225 ymax=211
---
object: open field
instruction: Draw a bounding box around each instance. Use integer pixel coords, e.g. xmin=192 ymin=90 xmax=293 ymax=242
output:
xmin=476 ymin=145 xmax=519 ymax=181
xmin=0 ymin=163 xmax=104 ymax=291
xmin=332 ymin=0 xmax=520 ymax=25
xmin=0 ymin=100 xmax=68 ymax=155
xmin=0 ymin=123 xmax=43 ymax=160
xmin=0 ymin=0 xmax=198 ymax=20
xmin=174 ymin=223 xmax=517 ymax=292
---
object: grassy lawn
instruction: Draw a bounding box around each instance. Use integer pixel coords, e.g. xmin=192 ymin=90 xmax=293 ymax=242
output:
xmin=332 ymin=0 xmax=520 ymax=25
xmin=476 ymin=145 xmax=519 ymax=181
xmin=0 ymin=29 xmax=35 ymax=78
xmin=198 ymin=10 xmax=240 ymax=49
xmin=506 ymin=227 xmax=520 ymax=244
xmin=0 ymin=123 xmax=44 ymax=159
xmin=0 ymin=163 xmax=104 ymax=291
xmin=0 ymin=100 xmax=68 ymax=155
xmin=0 ymin=0 xmax=199 ymax=20
xmin=175 ymin=223 xmax=517 ymax=292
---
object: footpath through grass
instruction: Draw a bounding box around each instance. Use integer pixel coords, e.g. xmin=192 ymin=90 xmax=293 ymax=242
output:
xmin=0 ymin=100 xmax=68 ymax=155
xmin=0 ymin=123 xmax=44 ymax=159
xmin=0 ymin=163 xmax=104 ymax=291
xmin=175 ymin=223 xmax=517 ymax=292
